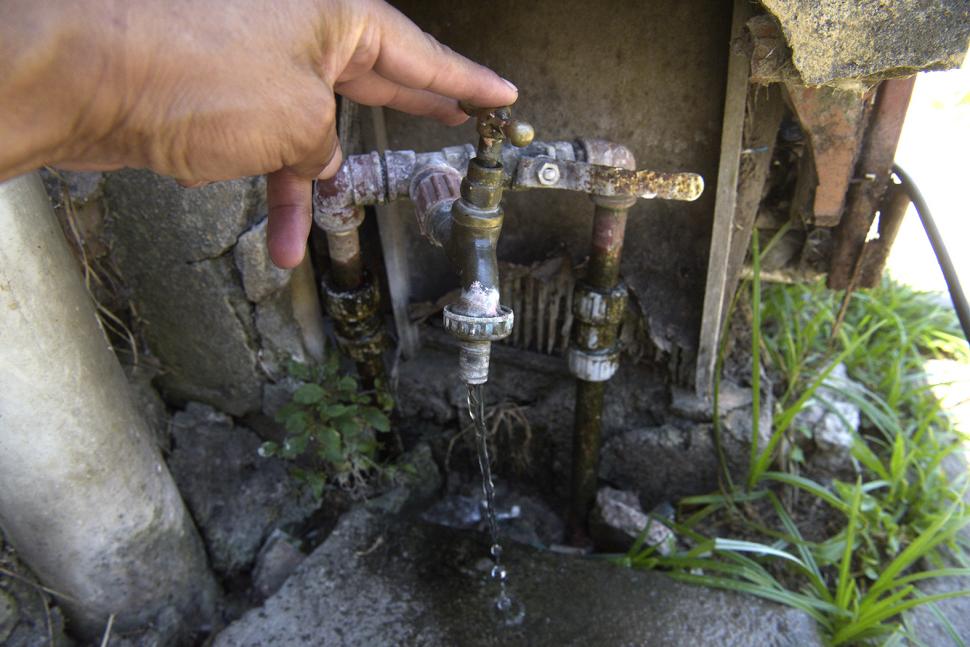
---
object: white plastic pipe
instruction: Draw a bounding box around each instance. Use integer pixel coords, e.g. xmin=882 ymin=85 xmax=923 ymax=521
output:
xmin=0 ymin=173 xmax=217 ymax=640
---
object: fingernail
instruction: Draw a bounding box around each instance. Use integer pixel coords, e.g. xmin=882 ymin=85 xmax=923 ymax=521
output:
xmin=501 ymin=78 xmax=518 ymax=94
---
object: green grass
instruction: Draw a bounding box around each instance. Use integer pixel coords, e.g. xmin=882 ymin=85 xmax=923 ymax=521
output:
xmin=624 ymin=233 xmax=970 ymax=644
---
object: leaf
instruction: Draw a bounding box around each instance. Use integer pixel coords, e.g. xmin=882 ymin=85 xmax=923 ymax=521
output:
xmin=377 ymin=392 xmax=395 ymax=412
xmin=273 ymin=401 xmax=301 ymax=423
xmin=302 ymin=470 xmax=327 ymax=500
xmin=286 ymin=359 xmax=311 ymax=381
xmin=362 ymin=406 xmax=391 ymax=432
xmin=293 ymin=383 xmax=326 ymax=404
xmin=337 ymin=376 xmax=357 ymax=393
xmin=761 ymin=471 xmax=848 ymax=513
xmin=333 ymin=414 xmax=362 ymax=438
xmin=319 ymin=427 xmax=342 ymax=463
xmin=280 ymin=433 xmax=308 ymax=458
xmin=836 ymin=479 xmax=863 ymax=610
xmin=323 ymin=403 xmax=351 ymax=418
xmin=285 ymin=411 xmax=308 ymax=435
xmin=257 ymin=441 xmax=278 ymax=458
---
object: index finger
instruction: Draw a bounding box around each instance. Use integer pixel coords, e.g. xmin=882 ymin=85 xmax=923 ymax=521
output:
xmin=369 ymin=2 xmax=518 ymax=107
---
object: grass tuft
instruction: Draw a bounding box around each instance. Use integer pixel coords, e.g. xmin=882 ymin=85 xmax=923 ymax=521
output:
xmin=626 ymin=232 xmax=970 ymax=643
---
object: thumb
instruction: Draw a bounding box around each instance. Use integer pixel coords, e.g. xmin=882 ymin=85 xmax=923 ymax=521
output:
xmin=266 ymin=168 xmax=312 ymax=269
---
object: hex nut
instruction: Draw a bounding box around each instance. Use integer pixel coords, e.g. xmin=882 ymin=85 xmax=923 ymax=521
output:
xmin=537 ymin=162 xmax=561 ymax=186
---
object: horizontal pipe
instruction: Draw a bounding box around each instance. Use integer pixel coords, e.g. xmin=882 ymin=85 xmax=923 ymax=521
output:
xmin=314 ymin=138 xmax=639 ymax=222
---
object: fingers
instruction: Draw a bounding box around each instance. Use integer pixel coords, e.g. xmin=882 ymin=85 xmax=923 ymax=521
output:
xmin=266 ymin=168 xmax=312 ymax=269
xmin=369 ymin=3 xmax=517 ymax=108
xmin=288 ymin=122 xmax=343 ymax=179
xmin=335 ymin=72 xmax=467 ymax=126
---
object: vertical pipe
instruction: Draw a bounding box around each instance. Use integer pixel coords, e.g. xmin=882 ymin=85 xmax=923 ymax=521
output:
xmin=0 ymin=173 xmax=217 ymax=640
xmin=326 ymin=222 xmax=363 ymax=291
xmin=569 ymin=197 xmax=633 ymax=543
xmin=319 ymin=205 xmax=386 ymax=386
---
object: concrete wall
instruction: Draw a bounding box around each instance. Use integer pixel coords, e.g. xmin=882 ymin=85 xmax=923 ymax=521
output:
xmin=370 ymin=0 xmax=731 ymax=371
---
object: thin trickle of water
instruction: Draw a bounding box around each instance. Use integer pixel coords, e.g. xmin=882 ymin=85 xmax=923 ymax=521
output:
xmin=466 ymin=383 xmax=524 ymax=625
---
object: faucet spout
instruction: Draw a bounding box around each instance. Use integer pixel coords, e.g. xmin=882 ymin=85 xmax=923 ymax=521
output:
xmin=408 ymin=105 xmax=533 ymax=384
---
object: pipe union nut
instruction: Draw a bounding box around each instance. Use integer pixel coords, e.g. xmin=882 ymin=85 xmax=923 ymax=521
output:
xmin=443 ymin=304 xmax=514 ymax=342
xmin=321 ymin=275 xmax=380 ymax=322
xmin=573 ymin=283 xmax=628 ymax=325
xmin=568 ymin=348 xmax=620 ymax=382
xmin=336 ymin=329 xmax=386 ymax=363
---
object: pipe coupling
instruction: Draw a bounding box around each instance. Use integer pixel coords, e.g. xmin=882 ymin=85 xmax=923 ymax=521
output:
xmin=321 ymin=274 xmax=385 ymax=362
xmin=573 ymin=282 xmax=628 ymax=326
xmin=442 ymin=304 xmax=514 ymax=342
xmin=568 ymin=348 xmax=621 ymax=382
xmin=443 ymin=305 xmax=514 ymax=385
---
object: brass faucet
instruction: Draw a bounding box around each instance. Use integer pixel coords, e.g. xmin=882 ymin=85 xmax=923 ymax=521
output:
xmin=410 ymin=104 xmax=534 ymax=384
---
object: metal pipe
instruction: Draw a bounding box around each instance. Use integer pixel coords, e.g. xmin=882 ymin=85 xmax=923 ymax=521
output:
xmin=567 ymin=194 xmax=635 ymax=543
xmin=314 ymin=203 xmax=387 ymax=385
xmin=326 ymin=226 xmax=363 ymax=291
xmin=0 ymin=173 xmax=218 ymax=640
xmin=317 ymin=133 xmax=702 ymax=537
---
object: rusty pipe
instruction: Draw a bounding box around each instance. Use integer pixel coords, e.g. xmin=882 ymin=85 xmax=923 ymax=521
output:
xmin=568 ymin=194 xmax=636 ymax=544
xmin=313 ymin=138 xmax=647 ymax=223
xmin=314 ymin=204 xmax=386 ymax=384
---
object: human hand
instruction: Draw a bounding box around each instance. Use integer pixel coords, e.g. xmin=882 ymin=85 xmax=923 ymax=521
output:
xmin=0 ymin=0 xmax=516 ymax=267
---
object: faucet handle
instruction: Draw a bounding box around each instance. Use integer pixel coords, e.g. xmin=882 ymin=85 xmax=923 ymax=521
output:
xmin=458 ymin=102 xmax=535 ymax=148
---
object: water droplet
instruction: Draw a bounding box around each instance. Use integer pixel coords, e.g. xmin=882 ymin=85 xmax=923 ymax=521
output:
xmin=490 ymin=565 xmax=507 ymax=581
xmin=490 ymin=544 xmax=503 ymax=560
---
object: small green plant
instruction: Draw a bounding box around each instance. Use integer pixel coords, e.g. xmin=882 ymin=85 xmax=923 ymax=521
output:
xmin=624 ymin=227 xmax=970 ymax=644
xmin=259 ymin=357 xmax=394 ymax=499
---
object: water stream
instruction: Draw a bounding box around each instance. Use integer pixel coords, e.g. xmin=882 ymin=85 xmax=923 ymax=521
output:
xmin=466 ymin=383 xmax=524 ymax=625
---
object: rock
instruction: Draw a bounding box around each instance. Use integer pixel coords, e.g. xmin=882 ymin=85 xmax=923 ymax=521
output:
xmin=589 ymin=487 xmax=675 ymax=554
xmin=0 ymin=589 xmax=17 ymax=643
xmin=396 ymin=442 xmax=443 ymax=502
xmin=421 ymin=495 xmax=483 ymax=528
xmin=0 ymin=540 xmax=72 ymax=647
xmin=365 ymin=442 xmax=443 ymax=515
xmin=670 ymin=381 xmax=754 ymax=422
xmin=792 ymin=363 xmax=862 ymax=479
xmin=261 ymin=377 xmax=301 ymax=419
xmin=212 ymin=508 xmax=823 ymax=647
xmin=40 ymin=168 xmax=104 ymax=207
xmin=167 ymin=403 xmax=318 ymax=577
xmin=234 ymin=218 xmax=292 ymax=303
xmin=106 ymin=628 xmax=163 ymax=647
xmin=255 ymin=288 xmax=309 ymax=378
xmin=601 ymin=387 xmax=771 ymax=509
xmin=103 ymin=171 xmax=265 ymax=415
xmin=252 ymin=530 xmax=306 ymax=600
xmin=906 ymin=573 xmax=970 ymax=646
xmin=421 ymin=483 xmax=564 ymax=549
xmin=761 ymin=0 xmax=969 ymax=85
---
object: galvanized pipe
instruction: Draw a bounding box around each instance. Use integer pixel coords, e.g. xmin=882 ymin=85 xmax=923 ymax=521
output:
xmin=326 ymin=226 xmax=364 ymax=291
xmin=568 ymin=194 xmax=635 ymax=543
xmin=0 ymin=173 xmax=217 ymax=640
xmin=314 ymin=203 xmax=387 ymax=385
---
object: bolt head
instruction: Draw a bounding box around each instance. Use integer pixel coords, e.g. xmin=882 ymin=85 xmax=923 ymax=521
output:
xmin=537 ymin=162 xmax=561 ymax=186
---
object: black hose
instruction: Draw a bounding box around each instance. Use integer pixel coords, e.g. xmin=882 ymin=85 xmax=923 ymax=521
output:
xmin=891 ymin=164 xmax=970 ymax=342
